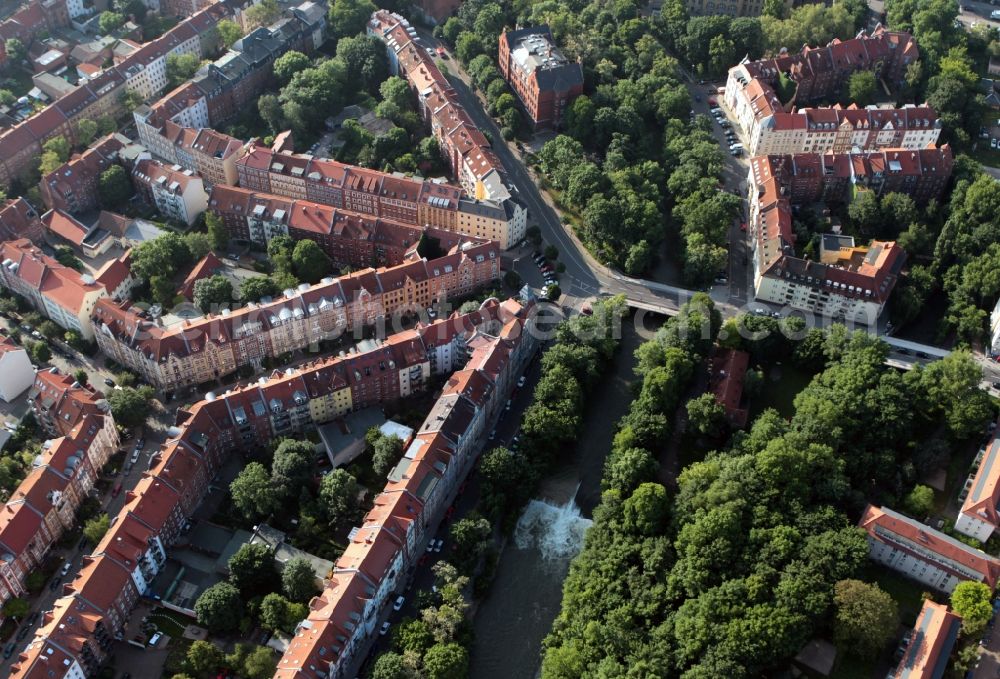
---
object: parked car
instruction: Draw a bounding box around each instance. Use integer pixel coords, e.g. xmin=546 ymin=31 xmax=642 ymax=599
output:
xmin=433 ymin=539 xmax=444 ymax=553
xmin=61 ymin=561 xmax=72 ymax=576
xmin=393 ymin=596 xmax=405 ymax=611
xmin=148 ymin=632 xmax=162 ymax=647
xmin=992 ymin=137 xmax=998 ymax=149
xmin=104 ymin=378 xmax=115 ymax=388
xmin=3 ymin=642 xmax=15 ymax=658
xmin=111 ymin=481 xmax=123 ymax=497
xmin=488 ymin=429 xmax=496 ymax=440
xmin=48 ymin=577 xmax=60 ymax=592
xmin=379 ymin=622 xmax=391 ymax=636
xmin=505 ymin=399 xmax=511 ymax=411
xmin=517 ymin=376 xmax=526 ymax=388
xmin=130 ymin=450 xmax=140 ymax=464
xmin=992 ymin=9 xmax=1000 ymax=18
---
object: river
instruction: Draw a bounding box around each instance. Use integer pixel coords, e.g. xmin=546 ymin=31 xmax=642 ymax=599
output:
xmin=469 ymin=314 xmax=658 ymax=679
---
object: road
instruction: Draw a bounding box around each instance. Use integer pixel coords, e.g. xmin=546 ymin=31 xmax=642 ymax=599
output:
xmin=957 ymin=0 xmax=1000 ymax=29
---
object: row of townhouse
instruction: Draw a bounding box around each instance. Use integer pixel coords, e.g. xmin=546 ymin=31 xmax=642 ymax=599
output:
xmin=956 ymin=423 xmax=1000 ymax=543
xmin=0 ymin=369 xmax=119 ymax=624
xmin=235 ymin=140 xmax=527 ymax=249
xmin=40 ymin=134 xmax=137 ymax=215
xmin=208 ymin=184 xmax=492 ymax=270
xmin=10 ymin=298 xmax=535 ymax=679
xmin=0 ymin=0 xmax=74 ymax=63
xmin=275 ymin=303 xmax=536 ymax=679
xmin=369 ymin=11 xmax=509 ymax=205
xmin=746 ymin=145 xmax=953 ymax=323
xmin=860 ymin=504 xmax=1000 ymax=594
xmin=0 ymin=239 xmax=109 ymax=340
xmin=725 ymin=26 xmax=932 ymax=156
xmin=91 ymin=240 xmax=502 ymax=391
xmin=0 ymin=1 xmax=233 ymax=185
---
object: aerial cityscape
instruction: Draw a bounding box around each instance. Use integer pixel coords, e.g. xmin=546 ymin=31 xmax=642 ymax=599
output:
xmin=0 ymin=0 xmax=994 ymax=677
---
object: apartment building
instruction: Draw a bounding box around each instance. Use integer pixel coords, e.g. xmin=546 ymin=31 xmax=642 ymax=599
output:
xmin=236 ymin=142 xmax=526 ymax=249
xmin=209 ymin=184 xmax=491 ymax=269
xmin=0 ymin=1 xmax=232 ymax=184
xmin=0 ymin=239 xmax=108 ymax=340
xmin=0 ymin=334 xmax=34 ymax=402
xmin=370 ymin=11 xmax=520 ymax=209
xmin=726 ymin=25 xmax=918 ymax=131
xmin=275 ymin=303 xmax=535 ymax=679
xmin=11 ymin=299 xmax=535 ymax=679
xmin=0 ymin=368 xmax=118 ymax=623
xmin=40 ymin=133 xmax=135 ymax=215
xmin=956 ymin=430 xmax=1000 ymax=543
xmin=888 ymin=600 xmax=961 ymax=679
xmin=742 ymin=104 xmax=942 ymax=157
xmin=0 ymin=198 xmax=44 ymax=245
xmin=91 ymin=241 xmax=501 ymax=390
xmin=860 ymin=504 xmax=1000 ymax=593
xmin=497 ymin=27 xmax=583 ymax=130
xmin=746 ymin=146 xmax=953 ymax=322
xmin=132 ymin=159 xmax=210 ymax=226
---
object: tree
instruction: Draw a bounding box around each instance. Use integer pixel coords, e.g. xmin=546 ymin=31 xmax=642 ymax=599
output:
xmin=846 ymin=70 xmax=877 ymax=106
xmin=258 ymin=93 xmax=285 ymax=134
xmin=372 ymin=434 xmax=403 ymax=477
xmin=98 ymin=165 xmax=133 ymax=209
xmin=73 ymin=369 xmax=89 ymax=386
xmin=1 ymin=598 xmax=28 ymax=621
xmin=217 ymin=19 xmax=243 ymax=48
xmin=205 ymin=211 xmax=229 ymax=251
xmin=274 ymin=51 xmax=311 ymax=85
xmin=230 ymin=462 xmax=279 ymax=522
xmin=686 ymin=393 xmax=728 ymax=438
xmin=98 ymin=11 xmax=125 ymax=34
xmin=271 ymin=439 xmax=314 ymax=499
xmin=150 ymin=275 xmax=175 ymax=307
xmin=83 ymin=514 xmax=110 ymax=545
xmin=132 ymin=232 xmax=193 ymax=281
xmin=259 ymin=592 xmax=305 ymax=632
xmin=108 ymin=387 xmax=152 ymax=428
xmin=228 ymin=543 xmax=277 ymax=596
xmin=292 ymin=239 xmax=332 ymax=283
xmin=318 ymin=469 xmax=359 ymax=527
xmin=623 ymin=482 xmax=669 ymax=536
xmin=37 ymin=320 xmax=60 ymax=338
xmin=336 ymin=35 xmax=389 ymax=94
xmin=29 ymin=341 xmax=50 ymax=364
xmin=39 ymin=151 xmax=63 ymax=176
xmin=394 ymin=618 xmax=435 ymax=656
xmin=282 ymin=556 xmax=318 ymax=602
xmin=186 ymin=640 xmax=225 ymax=676
xmin=833 ymin=579 xmax=898 ymax=658
xmin=952 ymin=581 xmax=994 ymax=636
xmin=903 ymin=485 xmax=934 ymax=518
xmin=245 ymin=0 xmax=280 ymax=28
xmin=76 ymin=119 xmax=98 ymax=147
xmin=0 ymin=89 xmax=14 ymax=107
xmin=184 ymin=232 xmax=213 ymax=261
xmin=371 ymin=652 xmax=409 ymax=679
xmin=449 ymin=514 xmax=491 ymax=572
xmin=328 ymin=0 xmax=376 ymax=42
xmin=240 ymin=276 xmax=279 ymax=303
xmin=423 ymin=642 xmax=468 ymax=679
xmin=166 ymin=53 xmax=202 ymax=88
xmin=241 ymin=646 xmax=277 ymax=679
xmin=5 ymin=38 xmax=25 ymax=63
xmin=195 ymin=582 xmax=243 ymax=633
xmin=193 ymin=275 xmax=233 ymax=312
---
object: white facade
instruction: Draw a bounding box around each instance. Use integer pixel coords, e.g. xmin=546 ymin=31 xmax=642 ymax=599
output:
xmin=865 ymin=530 xmax=968 ymax=594
xmin=0 ymin=346 xmax=35 ymax=402
xmin=989 ymin=297 xmax=1000 ymax=357
xmin=956 ymin=512 xmax=994 ymax=543
xmin=147 ymin=171 xmax=209 ymax=226
xmin=64 ymin=0 xmax=86 ymax=17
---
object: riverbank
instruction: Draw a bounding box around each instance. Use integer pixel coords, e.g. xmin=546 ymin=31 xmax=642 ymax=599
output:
xmin=469 ymin=316 xmax=655 ymax=679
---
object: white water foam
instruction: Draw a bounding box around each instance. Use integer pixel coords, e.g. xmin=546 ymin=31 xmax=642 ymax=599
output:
xmin=513 ymin=489 xmax=593 ymax=561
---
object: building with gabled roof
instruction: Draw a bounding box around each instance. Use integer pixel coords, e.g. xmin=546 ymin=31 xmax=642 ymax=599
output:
xmin=889 ymin=600 xmax=961 ymax=679
xmin=0 ymin=238 xmax=109 ymax=340
xmin=0 ymin=334 xmax=34 ymax=402
xmin=956 ymin=427 xmax=1000 ymax=543
xmin=860 ymin=504 xmax=1000 ymax=593
xmin=40 ymin=133 xmax=133 ymax=216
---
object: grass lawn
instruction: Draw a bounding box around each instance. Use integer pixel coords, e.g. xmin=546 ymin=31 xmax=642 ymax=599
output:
xmin=748 ymin=363 xmax=814 ymax=421
xmin=148 ymin=608 xmax=190 ymax=638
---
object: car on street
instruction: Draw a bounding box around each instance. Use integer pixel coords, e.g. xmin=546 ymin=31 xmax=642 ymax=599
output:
xmin=112 ymin=481 xmax=123 ymax=497
xmin=517 ymin=376 xmax=526 ymax=388
xmin=433 ymin=539 xmax=444 ymax=553
xmin=488 ymin=429 xmax=496 ymax=440
xmin=426 ymin=541 xmax=435 ymax=553
xmin=379 ymin=622 xmax=391 ymax=636
xmin=61 ymin=561 xmax=72 ymax=576
xmin=148 ymin=632 xmax=162 ymax=647
xmin=136 ymin=438 xmax=145 ymax=450
xmin=393 ymin=596 xmax=405 ymax=611
xmin=130 ymin=450 xmax=140 ymax=464
xmin=49 ymin=577 xmax=60 ymax=591
xmin=3 ymin=642 xmax=15 ymax=658
xmin=505 ymin=399 xmax=511 ymax=411
xmin=104 ymin=378 xmax=115 ymax=388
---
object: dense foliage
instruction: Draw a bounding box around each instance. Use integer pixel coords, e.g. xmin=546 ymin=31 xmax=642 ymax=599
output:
xmin=541 ymin=316 xmax=992 ymax=676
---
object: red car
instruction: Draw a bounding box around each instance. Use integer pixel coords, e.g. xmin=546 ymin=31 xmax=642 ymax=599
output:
xmin=111 ymin=481 xmax=122 ymax=498
xmin=708 ymin=97 xmax=717 ymax=106
xmin=740 ymin=222 xmax=747 ymax=232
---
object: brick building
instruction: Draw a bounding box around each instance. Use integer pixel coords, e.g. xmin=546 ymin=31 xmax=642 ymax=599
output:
xmin=498 ymin=26 xmax=583 ymax=130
